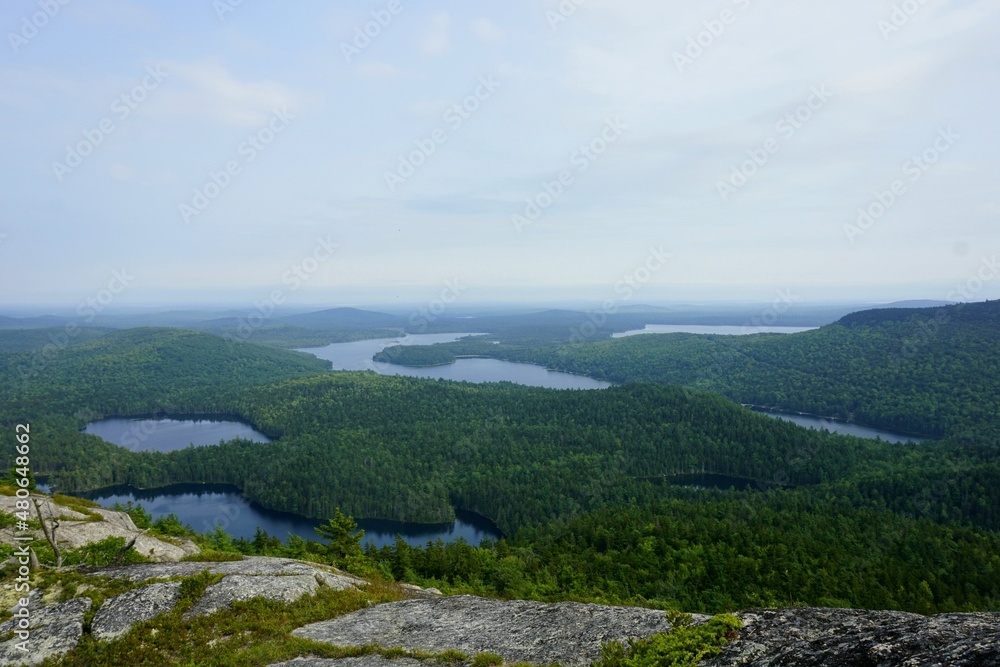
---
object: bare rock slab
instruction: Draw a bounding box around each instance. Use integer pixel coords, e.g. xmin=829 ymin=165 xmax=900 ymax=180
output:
xmin=92 ymin=581 xmax=183 ymax=641
xmin=185 ymin=574 xmax=320 ymax=618
xmin=97 ymin=556 xmax=362 ymax=590
xmin=268 ymin=658 xmax=424 ymax=667
xmin=0 ymin=598 xmax=91 ymax=666
xmin=704 ymin=607 xmax=1000 ymax=667
xmin=292 ymin=594 xmax=689 ymax=666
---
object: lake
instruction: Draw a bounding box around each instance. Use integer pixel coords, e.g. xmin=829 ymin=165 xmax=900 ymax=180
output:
xmin=79 ymin=483 xmax=503 ymax=549
xmin=752 ymin=408 xmax=925 ymax=444
xmin=83 ymin=416 xmax=271 ymax=452
xmin=613 ymin=325 xmax=818 ymax=338
xmin=300 ymin=333 xmax=612 ymax=390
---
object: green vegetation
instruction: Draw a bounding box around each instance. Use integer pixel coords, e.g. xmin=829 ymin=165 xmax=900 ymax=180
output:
xmin=594 ymin=614 xmax=741 ymax=667
xmin=2 ymin=305 xmax=999 ymax=620
xmin=396 ymin=300 xmax=1000 ymax=437
xmin=375 ymin=344 xmax=458 ymax=366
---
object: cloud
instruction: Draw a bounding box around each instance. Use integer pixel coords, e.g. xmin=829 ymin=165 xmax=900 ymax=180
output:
xmin=420 ymin=13 xmax=453 ymax=55
xmin=472 ymin=18 xmax=506 ymax=44
xmin=151 ymin=59 xmax=297 ymax=127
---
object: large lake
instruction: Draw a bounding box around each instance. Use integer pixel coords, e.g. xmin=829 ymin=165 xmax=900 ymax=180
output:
xmin=80 ymin=483 xmax=503 ymax=549
xmin=753 ymin=408 xmax=925 ymax=444
xmin=613 ymin=325 xmax=818 ymax=338
xmin=300 ymin=333 xmax=612 ymax=390
xmin=83 ymin=416 xmax=271 ymax=452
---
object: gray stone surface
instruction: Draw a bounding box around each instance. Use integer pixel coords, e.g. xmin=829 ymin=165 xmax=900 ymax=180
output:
xmin=0 ymin=493 xmax=200 ymax=563
xmin=97 ymin=556 xmax=362 ymax=590
xmin=292 ymin=594 xmax=690 ymax=666
xmin=268 ymin=658 xmax=424 ymax=667
xmin=185 ymin=574 xmax=320 ymax=618
xmin=91 ymin=581 xmax=183 ymax=641
xmin=0 ymin=597 xmax=92 ymax=666
xmin=703 ymin=607 xmax=1000 ymax=667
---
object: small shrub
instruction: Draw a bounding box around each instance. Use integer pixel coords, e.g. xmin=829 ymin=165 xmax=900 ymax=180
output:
xmin=593 ymin=614 xmax=742 ymax=667
xmin=472 ymin=652 xmax=505 ymax=667
xmin=181 ymin=550 xmax=244 ymax=563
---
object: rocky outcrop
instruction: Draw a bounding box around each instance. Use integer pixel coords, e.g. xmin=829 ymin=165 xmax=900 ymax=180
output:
xmin=270 ymin=658 xmax=423 ymax=667
xmin=704 ymin=607 xmax=1000 ymax=667
xmin=0 ymin=556 xmax=371 ymax=665
xmin=270 ymin=659 xmax=423 ymax=667
xmin=1 ymin=555 xmax=997 ymax=666
xmin=96 ymin=556 xmax=365 ymax=589
xmin=91 ymin=582 xmax=183 ymax=641
xmin=0 ymin=494 xmax=199 ymax=562
xmin=186 ymin=573 xmax=321 ymax=618
xmin=293 ymin=594 xmax=696 ymax=666
xmin=0 ymin=597 xmax=91 ymax=666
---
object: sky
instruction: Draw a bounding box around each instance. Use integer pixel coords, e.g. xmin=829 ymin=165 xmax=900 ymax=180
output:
xmin=1 ymin=0 xmax=998 ymax=308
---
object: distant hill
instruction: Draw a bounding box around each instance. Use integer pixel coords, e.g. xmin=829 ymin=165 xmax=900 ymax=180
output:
xmin=438 ymin=300 xmax=1000 ymax=437
xmin=275 ymin=307 xmax=405 ymax=329
xmin=0 ymin=327 xmax=331 ymax=419
xmin=0 ymin=326 xmax=113 ymax=352
xmin=839 ymin=299 xmax=1000 ymax=328
xmin=881 ymin=300 xmax=957 ymax=309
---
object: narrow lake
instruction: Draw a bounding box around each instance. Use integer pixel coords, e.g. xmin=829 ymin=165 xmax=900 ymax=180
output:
xmin=613 ymin=325 xmax=818 ymax=338
xmin=79 ymin=483 xmax=503 ymax=549
xmin=752 ymin=408 xmax=925 ymax=444
xmin=300 ymin=333 xmax=612 ymax=390
xmin=83 ymin=416 xmax=270 ymax=452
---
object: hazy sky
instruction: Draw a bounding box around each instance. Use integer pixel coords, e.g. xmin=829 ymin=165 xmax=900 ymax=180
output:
xmin=1 ymin=0 xmax=998 ymax=307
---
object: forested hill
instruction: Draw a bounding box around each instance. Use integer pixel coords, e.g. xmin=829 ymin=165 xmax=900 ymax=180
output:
xmin=0 ymin=328 xmax=331 ymax=418
xmin=393 ymin=300 xmax=1000 ymax=437
xmin=837 ymin=298 xmax=1000 ymax=328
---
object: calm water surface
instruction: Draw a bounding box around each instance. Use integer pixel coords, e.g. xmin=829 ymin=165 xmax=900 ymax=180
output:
xmin=83 ymin=416 xmax=270 ymax=452
xmin=80 ymin=483 xmax=502 ymax=549
xmin=301 ymin=333 xmax=612 ymax=390
xmin=753 ymin=409 xmax=925 ymax=444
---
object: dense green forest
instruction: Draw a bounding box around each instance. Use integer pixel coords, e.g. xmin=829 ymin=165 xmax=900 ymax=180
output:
xmin=1 ymin=314 xmax=998 ymax=615
xmin=380 ymin=301 xmax=1000 ymax=437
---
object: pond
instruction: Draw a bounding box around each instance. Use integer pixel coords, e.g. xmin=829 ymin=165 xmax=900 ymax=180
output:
xmin=83 ymin=416 xmax=271 ymax=452
xmin=78 ymin=483 xmax=503 ymax=549
xmin=300 ymin=333 xmax=612 ymax=390
xmin=752 ymin=408 xmax=926 ymax=444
